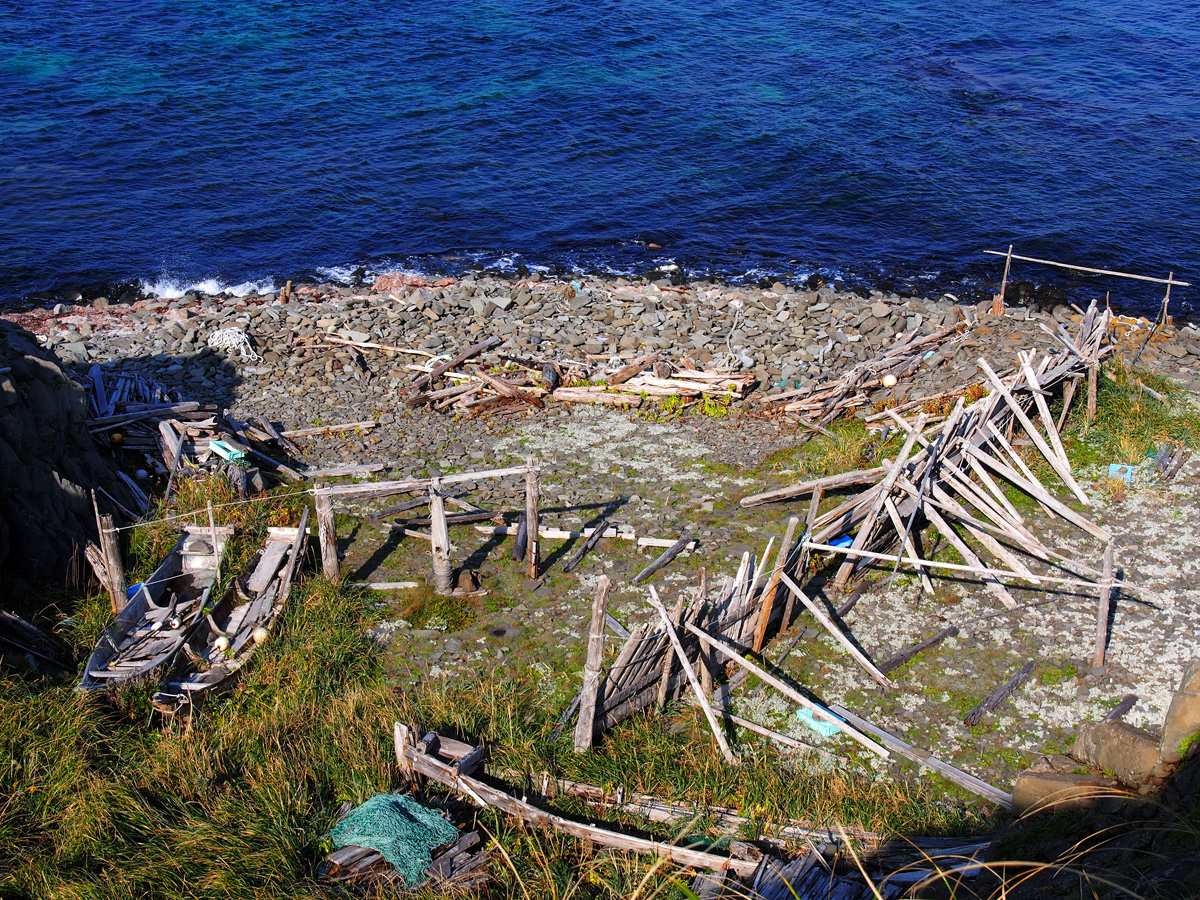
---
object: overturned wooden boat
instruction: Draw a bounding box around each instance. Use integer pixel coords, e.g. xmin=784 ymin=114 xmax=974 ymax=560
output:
xmin=151 ymin=508 xmax=308 ymax=714
xmin=79 ymin=524 xmax=233 ymax=691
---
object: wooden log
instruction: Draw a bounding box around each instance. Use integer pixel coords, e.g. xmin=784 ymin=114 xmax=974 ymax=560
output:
xmin=430 ymin=479 xmax=454 ymax=595
xmin=752 ymin=518 xmax=799 ymax=653
xmin=605 ymin=352 xmax=658 ymax=386
xmin=98 ymin=513 xmax=126 ymax=615
xmin=882 ymin=496 xmax=932 ymax=594
xmin=1103 ymin=694 xmax=1138 ymax=721
xmin=525 ymin=458 xmax=540 ymax=579
xmin=739 ymin=467 xmax=887 ymax=508
xmin=315 ymin=484 xmax=339 ymax=580
xmin=778 ymin=573 xmax=892 ymax=687
xmin=649 ymin=588 xmax=737 ymax=765
xmin=828 ymin=705 xmax=1011 ymax=808
xmin=684 ymin=622 xmax=889 ymax=758
xmin=963 ymin=660 xmax=1035 ymax=726
xmin=1092 ymin=541 xmax=1115 ymax=668
xmin=632 ymin=532 xmax=692 ymax=584
xmin=157 ymin=419 xmax=182 ymax=468
xmin=782 ymin=489 xmax=822 ymax=630
xmin=878 ymin=626 xmax=959 ymax=674
xmin=393 ymin=724 xmax=757 ymax=876
xmin=563 ymin=514 xmax=611 ymax=573
xmin=476 ymin=524 xmax=695 ymax=550
xmin=478 ymin=371 xmax=545 ymax=409
xmin=575 ymin=576 xmax=612 ymax=752
xmin=411 ymin=335 xmax=502 ymax=390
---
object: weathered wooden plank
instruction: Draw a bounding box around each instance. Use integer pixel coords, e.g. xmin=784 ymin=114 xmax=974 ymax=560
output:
xmin=574 ymin=576 xmax=612 ymax=752
xmin=740 ymin=468 xmax=888 ymax=508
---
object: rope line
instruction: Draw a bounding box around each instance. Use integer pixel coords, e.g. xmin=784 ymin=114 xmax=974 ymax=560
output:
xmin=106 ymin=487 xmax=315 ymax=531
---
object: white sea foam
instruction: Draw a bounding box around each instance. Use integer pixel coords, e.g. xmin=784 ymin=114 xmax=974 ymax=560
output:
xmin=140 ymin=275 xmax=275 ymax=299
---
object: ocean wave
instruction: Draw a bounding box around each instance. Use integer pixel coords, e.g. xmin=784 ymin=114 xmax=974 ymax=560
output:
xmin=139 ymin=275 xmax=276 ymax=299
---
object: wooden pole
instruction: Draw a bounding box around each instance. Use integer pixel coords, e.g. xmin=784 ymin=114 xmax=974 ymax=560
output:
xmin=981 ymin=251 xmax=1190 ymax=287
xmin=574 ymin=576 xmax=612 ymax=751
xmin=430 ymin=478 xmax=454 ymax=594
xmin=1092 ymin=542 xmax=1115 ymax=668
xmin=992 ymin=243 xmax=1012 ymax=316
xmin=752 ymin=517 xmax=798 ymax=653
xmin=98 ymin=513 xmax=126 ymax=614
xmin=314 ymin=484 xmax=339 ymax=581
xmin=782 ymin=489 xmax=821 ymax=630
xmin=649 ymin=588 xmax=737 ymax=765
xmin=525 ymin=457 xmax=540 ymax=579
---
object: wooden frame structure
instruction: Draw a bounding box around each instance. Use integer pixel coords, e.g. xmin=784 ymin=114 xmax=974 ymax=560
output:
xmin=312 ymin=458 xmax=540 ymax=589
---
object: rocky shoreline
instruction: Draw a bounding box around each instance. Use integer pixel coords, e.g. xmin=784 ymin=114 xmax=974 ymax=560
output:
xmin=8 ymin=271 xmax=1200 ymax=430
xmin=6 ymin=271 xmax=1200 ymax=796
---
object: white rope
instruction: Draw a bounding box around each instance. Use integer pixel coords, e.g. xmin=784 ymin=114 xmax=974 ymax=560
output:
xmin=206 ymin=328 xmax=261 ymax=362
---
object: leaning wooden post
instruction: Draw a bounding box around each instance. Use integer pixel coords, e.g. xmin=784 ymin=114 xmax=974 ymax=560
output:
xmin=1092 ymin=542 xmax=1115 ymax=668
xmin=98 ymin=513 xmax=126 ymax=614
xmin=314 ymin=484 xmax=340 ymax=581
xmin=574 ymin=575 xmax=612 ymax=752
xmin=992 ymin=243 xmax=1013 ymax=316
xmin=525 ymin=456 xmax=540 ymax=579
xmin=753 ymin=517 xmax=799 ymax=653
xmin=430 ymin=478 xmax=454 ymax=594
xmin=648 ymin=587 xmax=737 ymax=765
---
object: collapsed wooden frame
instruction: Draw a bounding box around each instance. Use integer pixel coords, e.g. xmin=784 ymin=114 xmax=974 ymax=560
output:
xmin=312 ymin=460 xmax=542 ymax=589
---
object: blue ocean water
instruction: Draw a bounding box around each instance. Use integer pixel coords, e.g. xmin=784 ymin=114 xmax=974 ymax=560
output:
xmin=1 ymin=1 xmax=1197 ymax=314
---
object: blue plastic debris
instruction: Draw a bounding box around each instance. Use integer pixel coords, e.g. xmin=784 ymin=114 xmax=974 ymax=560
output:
xmin=1108 ymin=463 xmax=1133 ymax=484
xmin=830 ymin=534 xmax=854 ymax=549
xmin=796 ymin=707 xmax=843 ymax=738
xmin=209 ymin=439 xmax=246 ymax=462
xmin=126 ymin=582 xmax=143 ymax=599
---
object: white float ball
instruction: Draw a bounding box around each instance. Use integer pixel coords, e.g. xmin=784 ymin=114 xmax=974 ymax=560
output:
xmin=213 ymin=636 xmax=231 ymax=652
xmin=252 ymin=627 xmax=269 ymax=645
xmin=882 ymin=374 xmax=898 ymax=388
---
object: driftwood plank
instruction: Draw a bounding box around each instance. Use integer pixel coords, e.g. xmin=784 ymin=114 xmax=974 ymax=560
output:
xmin=412 ymin=335 xmax=502 ymax=390
xmin=963 ymin=660 xmax=1036 ymax=726
xmin=778 ymin=573 xmax=892 ymax=687
xmin=394 ymin=724 xmax=757 ymax=876
xmin=828 ymin=704 xmax=1012 ymax=808
xmin=740 ymin=468 xmax=887 ymax=508
xmin=878 ymin=626 xmax=959 ymax=675
xmin=633 ymin=533 xmax=693 ymax=584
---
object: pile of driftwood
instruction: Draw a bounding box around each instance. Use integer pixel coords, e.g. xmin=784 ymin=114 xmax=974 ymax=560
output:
xmin=402 ymin=336 xmax=752 ymax=416
xmin=756 ymin=323 xmax=966 ymax=429
xmin=82 ymin=365 xmax=380 ymax=509
xmin=743 ymin=300 xmax=1119 ymax=660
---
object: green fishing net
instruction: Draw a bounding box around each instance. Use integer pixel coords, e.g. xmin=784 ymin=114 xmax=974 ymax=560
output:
xmin=329 ymin=793 xmax=459 ymax=887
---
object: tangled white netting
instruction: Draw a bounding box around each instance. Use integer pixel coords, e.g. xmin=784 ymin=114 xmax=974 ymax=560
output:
xmin=206 ymin=328 xmax=261 ymax=362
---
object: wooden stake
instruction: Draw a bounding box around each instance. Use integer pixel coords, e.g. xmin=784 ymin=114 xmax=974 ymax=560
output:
xmin=98 ymin=513 xmax=126 ymax=614
xmin=649 ymin=588 xmax=737 ymax=765
xmin=1093 ymin=541 xmax=1115 ymax=668
xmin=430 ymin=478 xmax=453 ymax=594
xmin=753 ymin=518 xmax=798 ymax=652
xmin=207 ymin=501 xmax=220 ymax=587
xmin=314 ymin=484 xmax=339 ymax=580
xmin=992 ymin=243 xmax=1012 ymax=316
xmin=525 ymin=456 xmax=540 ymax=579
xmin=783 ymin=489 xmax=821 ymax=630
xmin=575 ymin=576 xmax=612 ymax=751
xmin=1057 ymin=376 xmax=1080 ymax=433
